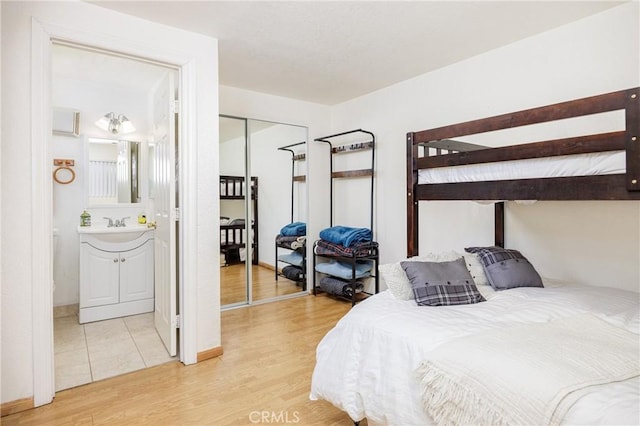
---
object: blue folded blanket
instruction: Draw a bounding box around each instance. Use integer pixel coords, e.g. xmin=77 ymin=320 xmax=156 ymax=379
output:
xmin=315 ymin=260 xmax=373 ymax=280
xmin=280 ymin=221 xmax=306 ymax=237
xmin=319 ymin=226 xmax=372 ymax=248
xmin=277 ymin=251 xmax=304 ymax=267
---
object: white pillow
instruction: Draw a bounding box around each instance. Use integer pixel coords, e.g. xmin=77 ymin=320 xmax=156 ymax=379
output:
xmin=476 ymin=282 xmax=497 ymax=299
xmin=462 ymin=252 xmax=490 ymax=287
xmin=378 ymin=262 xmax=415 ymax=300
xmin=379 ymin=251 xmax=462 ymax=300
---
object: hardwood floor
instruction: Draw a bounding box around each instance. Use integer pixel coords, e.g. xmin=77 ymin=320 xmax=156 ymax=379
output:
xmin=3 ymin=295 xmax=362 ymax=425
xmin=221 ymin=263 xmax=305 ymax=306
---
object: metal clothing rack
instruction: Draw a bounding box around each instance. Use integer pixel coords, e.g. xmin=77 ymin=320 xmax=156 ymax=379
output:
xmin=313 ymin=129 xmax=378 ymax=306
xmin=275 ymin=141 xmax=307 ymax=289
xmin=314 ymin=129 xmax=375 ymax=234
xmin=277 ymin=140 xmax=307 ymax=223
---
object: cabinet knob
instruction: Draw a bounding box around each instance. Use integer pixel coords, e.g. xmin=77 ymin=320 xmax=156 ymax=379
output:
xmin=121 ymin=258 xmax=126 ymax=262
xmin=113 ymin=258 xmax=119 ymax=263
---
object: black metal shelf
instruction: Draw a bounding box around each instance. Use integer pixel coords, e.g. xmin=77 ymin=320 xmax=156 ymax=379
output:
xmin=277 ymin=141 xmax=307 ymax=223
xmin=311 ymin=129 xmax=378 ymax=306
xmin=275 ymin=240 xmax=307 ymax=291
xmin=312 ymin=240 xmax=379 ymax=306
xmin=314 ymin=129 xmax=375 ymax=230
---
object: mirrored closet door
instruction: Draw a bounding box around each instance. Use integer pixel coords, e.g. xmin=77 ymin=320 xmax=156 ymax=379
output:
xmin=219 ymin=116 xmax=249 ymax=306
xmin=219 ymin=115 xmax=308 ymax=308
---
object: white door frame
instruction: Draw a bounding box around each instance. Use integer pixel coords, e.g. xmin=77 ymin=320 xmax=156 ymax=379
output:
xmin=31 ymin=18 xmax=199 ymax=406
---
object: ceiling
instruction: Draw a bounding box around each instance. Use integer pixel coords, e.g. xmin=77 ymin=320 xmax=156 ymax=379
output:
xmin=89 ymin=1 xmax=623 ymax=105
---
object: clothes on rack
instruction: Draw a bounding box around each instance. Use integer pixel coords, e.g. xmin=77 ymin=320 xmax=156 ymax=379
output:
xmin=291 ymin=236 xmax=306 ymax=250
xmin=282 ymin=265 xmax=305 ymax=282
xmin=277 ymin=251 xmax=304 ymax=267
xmin=275 ymin=234 xmax=298 ymax=249
xmin=314 ymin=240 xmax=378 ymax=258
xmin=276 ymin=235 xmax=306 ymax=249
xmin=319 ymin=226 xmax=372 ymax=248
xmin=315 ymin=259 xmax=373 ymax=280
xmin=280 ymin=221 xmax=306 ymax=236
xmin=319 ymin=276 xmax=364 ymax=298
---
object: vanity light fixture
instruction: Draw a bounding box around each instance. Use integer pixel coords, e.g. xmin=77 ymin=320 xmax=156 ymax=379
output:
xmin=95 ymin=112 xmax=135 ymax=135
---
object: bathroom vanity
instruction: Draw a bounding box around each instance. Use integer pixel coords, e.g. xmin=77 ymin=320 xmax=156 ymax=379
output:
xmin=78 ymin=226 xmax=154 ymax=323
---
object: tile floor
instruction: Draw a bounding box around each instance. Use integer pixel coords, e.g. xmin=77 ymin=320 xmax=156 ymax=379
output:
xmin=54 ymin=312 xmax=177 ymax=391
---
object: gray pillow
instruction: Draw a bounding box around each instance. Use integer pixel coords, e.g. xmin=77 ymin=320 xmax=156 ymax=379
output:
xmin=400 ymin=258 xmax=485 ymax=306
xmin=464 ymin=246 xmax=544 ymax=291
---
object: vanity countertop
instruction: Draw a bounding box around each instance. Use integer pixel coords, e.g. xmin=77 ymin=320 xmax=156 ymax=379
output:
xmin=77 ymin=224 xmax=153 ymax=234
xmin=78 ymin=225 xmax=154 ymax=246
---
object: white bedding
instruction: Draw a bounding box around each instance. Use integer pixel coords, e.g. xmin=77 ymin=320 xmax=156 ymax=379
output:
xmin=220 ymin=180 xmax=243 ymax=197
xmin=220 ymin=219 xmax=247 ymax=263
xmin=309 ymin=283 xmax=640 ymax=425
xmin=418 ymin=151 xmax=625 ymax=184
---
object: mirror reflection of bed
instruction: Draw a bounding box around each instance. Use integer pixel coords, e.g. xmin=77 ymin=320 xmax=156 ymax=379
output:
xmin=219 ymin=116 xmax=307 ymax=307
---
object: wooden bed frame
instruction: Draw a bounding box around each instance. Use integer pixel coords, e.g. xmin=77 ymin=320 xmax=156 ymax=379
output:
xmin=406 ymin=87 xmax=640 ymax=257
xmin=220 ymin=175 xmax=259 ymax=264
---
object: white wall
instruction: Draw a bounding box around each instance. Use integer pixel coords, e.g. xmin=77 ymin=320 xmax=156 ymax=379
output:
xmin=329 ymin=2 xmax=640 ymax=291
xmin=219 ymin=133 xmax=246 ymax=224
xmin=219 ymin=135 xmax=245 ymax=177
xmin=2 ymin=1 xmax=219 ymax=405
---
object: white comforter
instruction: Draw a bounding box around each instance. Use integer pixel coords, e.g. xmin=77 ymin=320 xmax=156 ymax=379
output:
xmin=309 ymin=283 xmax=640 ymax=425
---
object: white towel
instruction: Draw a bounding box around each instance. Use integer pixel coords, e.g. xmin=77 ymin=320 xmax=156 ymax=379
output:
xmin=416 ymin=314 xmax=640 ymax=426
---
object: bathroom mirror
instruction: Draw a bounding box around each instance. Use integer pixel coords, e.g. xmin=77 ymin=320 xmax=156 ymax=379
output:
xmin=86 ymin=137 xmax=143 ymax=205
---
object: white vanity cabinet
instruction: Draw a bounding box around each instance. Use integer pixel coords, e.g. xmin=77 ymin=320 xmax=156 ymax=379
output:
xmin=79 ymin=228 xmax=155 ymax=323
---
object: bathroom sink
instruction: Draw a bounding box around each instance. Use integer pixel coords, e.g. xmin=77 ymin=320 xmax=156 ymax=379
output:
xmin=77 ymin=224 xmax=151 ymax=234
xmin=77 ymin=225 xmax=154 ymax=244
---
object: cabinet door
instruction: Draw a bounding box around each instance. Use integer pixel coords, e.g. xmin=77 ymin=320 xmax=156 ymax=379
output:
xmin=80 ymin=243 xmax=120 ymax=308
xmin=119 ymin=239 xmax=154 ymax=303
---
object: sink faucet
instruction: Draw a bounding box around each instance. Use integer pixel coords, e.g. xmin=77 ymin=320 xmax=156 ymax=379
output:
xmin=103 ymin=217 xmax=114 ymax=227
xmin=115 ymin=217 xmax=130 ymax=227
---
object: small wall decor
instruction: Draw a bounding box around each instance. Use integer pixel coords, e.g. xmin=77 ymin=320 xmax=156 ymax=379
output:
xmin=52 ymin=107 xmax=80 ymax=137
xmin=53 ymin=158 xmax=76 ymax=184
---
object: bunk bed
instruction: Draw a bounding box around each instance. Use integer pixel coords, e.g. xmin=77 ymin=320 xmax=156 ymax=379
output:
xmin=407 ymin=87 xmax=640 ymax=254
xmin=275 ymin=141 xmax=308 ymax=289
xmin=310 ymin=88 xmax=640 ymax=425
xmin=220 ymin=175 xmax=259 ymax=265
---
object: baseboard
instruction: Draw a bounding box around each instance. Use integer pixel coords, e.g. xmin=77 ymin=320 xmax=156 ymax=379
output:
xmin=53 ymin=303 xmax=79 ymax=318
xmin=197 ymin=346 xmax=224 ymax=362
xmin=1 ymin=396 xmax=34 ymax=417
xmin=258 ymin=261 xmax=275 ymax=271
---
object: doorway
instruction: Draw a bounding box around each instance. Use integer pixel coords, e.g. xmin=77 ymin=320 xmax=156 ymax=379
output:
xmin=29 ymin=13 xmax=214 ymax=408
xmin=219 ymin=115 xmax=309 ymax=308
xmin=51 ymin=43 xmax=179 ymax=390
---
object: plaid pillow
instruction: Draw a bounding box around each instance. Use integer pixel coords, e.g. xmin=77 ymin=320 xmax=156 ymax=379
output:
xmin=464 ymin=246 xmax=544 ymax=290
xmin=401 ymin=258 xmax=485 ymax=306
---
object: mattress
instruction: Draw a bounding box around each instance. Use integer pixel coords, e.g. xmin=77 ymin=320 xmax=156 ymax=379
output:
xmin=220 ymin=180 xmax=242 ymax=196
xmin=418 ymin=151 xmax=625 ymax=184
xmin=309 ymin=282 xmax=639 ymax=425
